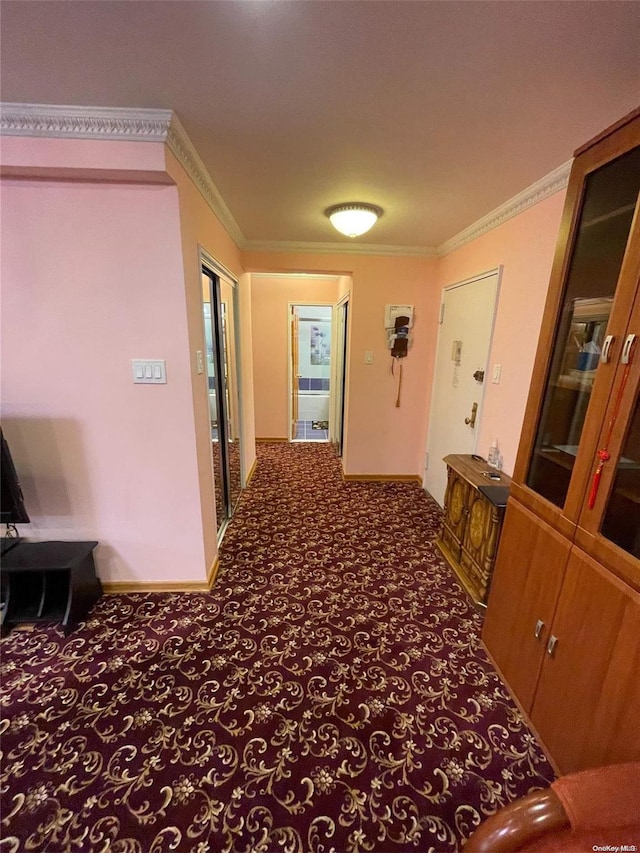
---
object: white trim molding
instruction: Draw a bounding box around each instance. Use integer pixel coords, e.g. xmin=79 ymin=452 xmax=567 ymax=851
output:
xmin=166 ymin=115 xmax=244 ymax=246
xmin=0 ymin=102 xmax=173 ymax=140
xmin=0 ymin=102 xmax=244 ymax=246
xmin=437 ymin=160 xmax=572 ymax=257
xmin=251 ymin=272 xmax=341 ymax=280
xmin=243 ymin=240 xmax=438 ymax=257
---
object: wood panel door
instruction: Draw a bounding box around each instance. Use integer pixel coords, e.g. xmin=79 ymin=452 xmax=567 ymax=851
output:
xmin=482 ymin=499 xmax=570 ymax=713
xmin=460 ymin=490 xmax=501 ymax=602
xmin=530 ymin=546 xmax=640 ymax=774
xmin=441 ymin=467 xmax=469 ymax=562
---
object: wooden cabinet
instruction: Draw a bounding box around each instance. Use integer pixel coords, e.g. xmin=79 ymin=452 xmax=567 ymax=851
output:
xmin=530 ymin=548 xmax=640 ymax=773
xmin=484 ymin=108 xmax=640 ymax=775
xmin=511 ymin=108 xmax=640 ymax=555
xmin=437 ymin=454 xmax=511 ymax=606
xmin=482 ymin=501 xmax=570 ymax=713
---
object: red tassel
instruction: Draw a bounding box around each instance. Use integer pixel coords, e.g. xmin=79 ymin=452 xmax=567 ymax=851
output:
xmin=588 ymin=449 xmax=610 ymax=509
xmin=585 ymin=349 xmax=634 ymax=511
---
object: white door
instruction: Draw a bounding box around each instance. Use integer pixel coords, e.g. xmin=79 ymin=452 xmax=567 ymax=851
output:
xmin=424 ymin=269 xmax=500 ymax=506
xmin=331 ymin=297 xmax=349 ymax=454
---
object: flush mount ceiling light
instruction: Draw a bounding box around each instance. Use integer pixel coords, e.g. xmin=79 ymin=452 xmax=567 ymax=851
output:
xmin=325 ymin=202 xmax=383 ymax=238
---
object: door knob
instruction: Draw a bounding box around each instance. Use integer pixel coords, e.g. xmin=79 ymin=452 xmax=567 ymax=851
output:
xmin=546 ymin=635 xmax=559 ymax=657
xmin=465 ymin=402 xmax=478 ymax=428
xmin=534 ymin=619 xmax=545 ymax=639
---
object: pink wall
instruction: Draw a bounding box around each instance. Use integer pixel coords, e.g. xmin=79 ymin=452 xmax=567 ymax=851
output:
xmin=434 ymin=190 xmax=567 ymax=474
xmin=0 ymin=137 xmax=255 ymax=586
xmin=165 ymin=149 xmax=254 ymax=574
xmin=0 ymin=136 xmax=168 ymax=183
xmin=243 ymin=252 xmax=438 ymax=475
xmin=250 ymin=275 xmax=340 ymax=439
xmin=0 ymin=176 xmax=207 ymax=583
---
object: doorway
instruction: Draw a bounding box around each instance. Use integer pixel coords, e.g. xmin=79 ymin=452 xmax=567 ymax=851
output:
xmin=332 ymin=296 xmax=349 ymax=456
xmin=201 ymin=263 xmax=243 ymax=537
xmin=424 ymin=269 xmax=500 ymax=506
xmin=289 ymin=304 xmax=333 ymax=442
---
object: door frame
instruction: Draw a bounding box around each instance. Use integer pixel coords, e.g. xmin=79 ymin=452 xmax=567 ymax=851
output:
xmin=331 ymin=294 xmax=350 ymax=455
xmin=424 ymin=266 xmax=502 ymax=498
xmin=199 ymin=249 xmax=245 ymax=537
xmin=287 ymin=301 xmax=336 ymax=443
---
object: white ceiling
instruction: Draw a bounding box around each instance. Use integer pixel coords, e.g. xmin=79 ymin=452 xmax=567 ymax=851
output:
xmin=1 ymin=1 xmax=639 ymax=252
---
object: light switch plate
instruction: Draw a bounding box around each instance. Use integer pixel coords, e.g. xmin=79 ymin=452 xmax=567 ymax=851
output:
xmin=132 ymin=359 xmax=167 ymax=384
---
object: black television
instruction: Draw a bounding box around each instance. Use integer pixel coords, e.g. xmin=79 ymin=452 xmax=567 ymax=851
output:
xmin=1 ymin=427 xmax=30 ymax=526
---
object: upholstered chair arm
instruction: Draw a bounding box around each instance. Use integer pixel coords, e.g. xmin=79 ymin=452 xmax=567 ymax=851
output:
xmin=463 ymin=788 xmax=568 ymax=852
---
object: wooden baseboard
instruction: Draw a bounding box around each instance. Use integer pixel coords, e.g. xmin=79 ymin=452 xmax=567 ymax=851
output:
xmin=246 ymin=457 xmax=257 ymax=484
xmin=255 ymin=437 xmax=288 ymax=442
xmin=104 ymin=556 xmax=221 ymax=595
xmin=207 ymin=555 xmax=220 ymax=588
xmin=342 ymin=472 xmax=423 ymax=484
xmin=103 ymin=580 xmax=211 ymax=594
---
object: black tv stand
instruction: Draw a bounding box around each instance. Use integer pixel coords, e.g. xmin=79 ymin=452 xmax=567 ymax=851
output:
xmin=1 ymin=540 xmax=101 ymax=636
xmin=1 ymin=535 xmax=22 ymax=558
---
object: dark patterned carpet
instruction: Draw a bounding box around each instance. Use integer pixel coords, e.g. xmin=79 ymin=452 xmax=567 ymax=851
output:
xmin=0 ymin=443 xmax=554 ymax=852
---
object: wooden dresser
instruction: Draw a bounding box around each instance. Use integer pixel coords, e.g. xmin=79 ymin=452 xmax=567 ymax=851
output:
xmin=437 ymin=454 xmax=511 ymax=606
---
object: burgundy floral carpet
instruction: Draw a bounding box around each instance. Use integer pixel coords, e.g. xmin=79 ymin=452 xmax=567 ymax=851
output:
xmin=1 ymin=443 xmax=554 ymax=852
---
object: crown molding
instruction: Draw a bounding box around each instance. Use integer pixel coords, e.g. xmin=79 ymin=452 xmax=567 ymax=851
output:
xmin=251 ymin=272 xmax=341 ymax=280
xmin=165 ymin=114 xmax=244 ymax=246
xmin=0 ymin=102 xmax=173 ymax=140
xmin=242 ymin=239 xmax=438 ymax=257
xmin=0 ymin=102 xmax=245 ymax=246
xmin=437 ymin=160 xmax=572 ymax=257
xmin=1 ymin=103 xmax=571 ymax=260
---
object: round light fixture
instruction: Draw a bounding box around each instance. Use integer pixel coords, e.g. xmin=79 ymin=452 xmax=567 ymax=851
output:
xmin=325 ymin=202 xmax=383 ymax=238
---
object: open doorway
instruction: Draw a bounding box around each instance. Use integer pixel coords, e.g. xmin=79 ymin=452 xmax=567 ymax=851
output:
xmin=289 ymin=304 xmax=333 ymax=442
xmin=332 ymin=296 xmax=349 ymax=456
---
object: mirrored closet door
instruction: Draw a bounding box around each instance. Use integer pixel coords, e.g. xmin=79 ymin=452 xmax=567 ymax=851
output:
xmin=201 ymin=264 xmax=243 ymax=537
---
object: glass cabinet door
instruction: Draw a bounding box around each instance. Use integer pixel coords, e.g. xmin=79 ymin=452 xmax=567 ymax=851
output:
xmin=600 ymin=387 xmax=640 ymax=559
xmin=526 ymin=146 xmax=640 ymax=508
xmin=579 ymin=282 xmax=640 ymax=577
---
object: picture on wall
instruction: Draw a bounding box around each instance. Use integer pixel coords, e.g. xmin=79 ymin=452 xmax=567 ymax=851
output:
xmin=310 ymin=323 xmax=331 ymax=365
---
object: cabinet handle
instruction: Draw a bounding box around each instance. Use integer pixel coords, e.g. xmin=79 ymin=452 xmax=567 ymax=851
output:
xmin=621 ymin=333 xmax=637 ymax=365
xmin=534 ymin=619 xmax=545 ymax=639
xmin=600 ymin=335 xmax=615 ymax=363
xmin=547 ymin=635 xmax=559 ymax=657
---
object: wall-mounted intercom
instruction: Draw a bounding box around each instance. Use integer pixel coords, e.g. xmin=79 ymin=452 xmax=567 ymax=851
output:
xmin=384 ymin=304 xmax=414 ymax=330
xmin=385 ymin=304 xmax=414 ymax=359
xmin=384 ymin=305 xmax=415 ymax=406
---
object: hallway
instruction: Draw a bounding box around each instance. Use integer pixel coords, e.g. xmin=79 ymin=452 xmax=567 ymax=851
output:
xmin=0 ymin=443 xmax=554 ymax=853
